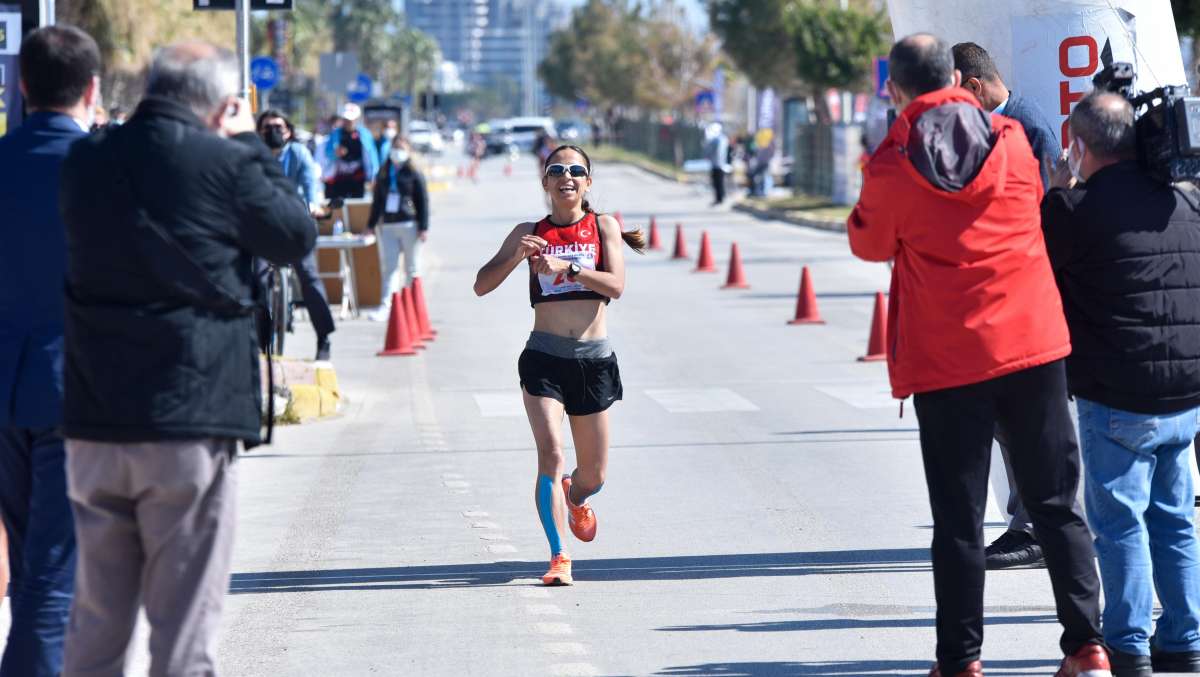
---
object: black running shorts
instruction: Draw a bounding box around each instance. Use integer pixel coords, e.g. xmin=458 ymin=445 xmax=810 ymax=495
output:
xmin=518 ymin=349 xmax=623 ymax=416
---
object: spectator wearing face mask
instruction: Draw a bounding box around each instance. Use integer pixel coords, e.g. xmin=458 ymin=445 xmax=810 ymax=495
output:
xmin=377 ymin=118 xmax=399 ymax=161
xmin=256 ymin=109 xmax=336 ymax=360
xmin=367 ymin=137 xmax=428 ymax=320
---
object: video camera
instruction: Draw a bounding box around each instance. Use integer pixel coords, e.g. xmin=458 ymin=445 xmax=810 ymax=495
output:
xmin=1091 ymin=42 xmax=1200 ymax=184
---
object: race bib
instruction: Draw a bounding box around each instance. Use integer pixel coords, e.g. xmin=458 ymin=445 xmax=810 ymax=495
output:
xmin=386 ymin=191 xmax=401 ymax=213
xmin=538 ymin=245 xmax=598 ymax=296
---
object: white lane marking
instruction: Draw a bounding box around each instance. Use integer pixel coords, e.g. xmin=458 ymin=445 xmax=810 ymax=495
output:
xmin=813 ymin=384 xmax=898 ymax=410
xmin=479 ymin=533 xmax=510 ymax=541
xmin=462 ymin=511 xmax=489 ymax=518
xmin=550 ymin=663 xmax=599 ymax=676
xmin=526 ymin=604 xmax=565 ymax=616
xmin=535 ymin=622 xmax=574 ymax=636
xmin=487 ymin=544 xmax=519 ymax=554
xmin=473 ymin=392 xmax=526 ymax=417
xmin=442 ymin=472 xmax=465 ymax=479
xmin=443 ymin=480 xmax=470 ymax=488
xmin=521 ymin=587 xmax=552 ymax=598
xmin=470 ymin=521 xmax=501 ymax=529
xmin=645 ymin=388 xmax=760 ymax=413
xmin=543 ymin=643 xmax=588 ymax=656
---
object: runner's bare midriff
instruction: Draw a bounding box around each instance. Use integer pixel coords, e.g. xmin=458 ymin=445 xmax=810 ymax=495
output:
xmin=533 ymin=299 xmax=607 ymax=340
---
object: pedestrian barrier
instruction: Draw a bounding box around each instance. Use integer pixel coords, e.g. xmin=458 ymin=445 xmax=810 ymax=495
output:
xmin=413 ymin=277 xmax=437 ymax=341
xmin=722 ymin=243 xmax=749 ymax=289
xmin=648 ymin=216 xmax=662 ymax=250
xmin=694 ymin=231 xmax=717 ymax=273
xmin=672 ymin=223 xmax=689 ymax=260
xmin=377 ymin=292 xmax=417 ymax=356
xmin=860 ymin=292 xmax=888 ymax=362
xmin=788 ymin=267 xmax=825 ymax=325
xmin=401 ymin=287 xmax=426 ymax=350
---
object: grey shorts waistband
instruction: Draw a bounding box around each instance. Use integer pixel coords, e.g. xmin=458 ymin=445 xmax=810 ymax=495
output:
xmin=525 ymin=331 xmax=613 ymax=359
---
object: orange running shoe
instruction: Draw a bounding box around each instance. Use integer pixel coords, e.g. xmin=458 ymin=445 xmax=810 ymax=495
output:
xmin=561 ymin=475 xmax=597 ymax=542
xmin=542 ymin=554 xmax=573 ymax=586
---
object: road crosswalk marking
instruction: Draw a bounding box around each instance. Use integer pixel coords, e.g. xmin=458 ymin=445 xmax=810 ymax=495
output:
xmin=644 ymin=388 xmax=760 ymax=413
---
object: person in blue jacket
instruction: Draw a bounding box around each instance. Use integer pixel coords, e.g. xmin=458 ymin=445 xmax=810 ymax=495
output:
xmin=257 ymin=109 xmax=335 ymax=359
xmin=0 ymin=25 xmax=101 ymax=677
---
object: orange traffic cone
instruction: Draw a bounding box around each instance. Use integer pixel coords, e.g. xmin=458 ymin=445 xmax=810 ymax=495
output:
xmin=503 ymin=162 xmax=513 ymax=177
xmin=457 ymin=165 xmax=464 ymax=178
xmin=412 ymin=277 xmax=437 ymax=341
xmin=401 ymin=287 xmax=425 ymax=350
xmin=648 ymin=216 xmax=662 ymax=250
xmin=722 ymin=243 xmax=749 ymax=289
xmin=694 ymin=231 xmax=717 ymax=273
xmin=859 ymin=292 xmax=888 ymax=362
xmin=377 ymin=292 xmax=417 ymax=356
xmin=672 ymin=223 xmax=689 ymax=260
xmin=787 ymin=267 xmax=825 ymax=325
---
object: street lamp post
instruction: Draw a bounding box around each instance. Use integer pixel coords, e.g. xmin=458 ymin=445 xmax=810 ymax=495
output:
xmin=235 ymin=0 xmax=250 ymax=100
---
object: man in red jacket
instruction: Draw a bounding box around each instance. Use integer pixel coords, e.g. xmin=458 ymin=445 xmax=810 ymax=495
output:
xmin=848 ymin=34 xmax=1109 ymax=677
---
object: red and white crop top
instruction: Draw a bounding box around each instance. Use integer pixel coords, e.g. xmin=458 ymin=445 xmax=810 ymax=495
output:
xmin=528 ymin=211 xmax=610 ymax=307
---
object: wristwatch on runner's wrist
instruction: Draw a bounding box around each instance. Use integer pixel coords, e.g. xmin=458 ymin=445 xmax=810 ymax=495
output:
xmin=567 ymin=262 xmax=582 ymax=279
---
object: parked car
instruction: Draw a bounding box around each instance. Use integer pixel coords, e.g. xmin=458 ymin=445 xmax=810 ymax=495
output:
xmin=555 ymin=118 xmax=593 ymax=145
xmin=407 ymin=119 xmax=445 ymax=155
xmin=484 ymin=117 xmax=555 ymax=155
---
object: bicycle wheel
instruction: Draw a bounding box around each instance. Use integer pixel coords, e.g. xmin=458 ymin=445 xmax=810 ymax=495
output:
xmin=270 ymin=267 xmax=289 ymax=356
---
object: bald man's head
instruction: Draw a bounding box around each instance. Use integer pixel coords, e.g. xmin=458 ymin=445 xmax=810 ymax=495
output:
xmin=146 ymin=41 xmax=238 ymax=120
xmin=889 ymin=33 xmax=955 ymax=99
xmin=1070 ymin=91 xmax=1136 ymax=160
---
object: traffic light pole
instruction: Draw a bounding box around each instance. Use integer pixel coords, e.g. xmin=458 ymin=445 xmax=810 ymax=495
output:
xmin=235 ymin=0 xmax=250 ymax=99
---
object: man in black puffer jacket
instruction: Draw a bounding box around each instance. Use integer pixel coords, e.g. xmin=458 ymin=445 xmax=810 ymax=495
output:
xmin=1043 ymin=91 xmax=1200 ymax=677
xmin=58 ymin=42 xmax=314 ymax=676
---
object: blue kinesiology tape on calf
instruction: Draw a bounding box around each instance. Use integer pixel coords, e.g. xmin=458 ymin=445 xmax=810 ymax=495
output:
xmin=536 ymin=474 xmax=564 ymax=556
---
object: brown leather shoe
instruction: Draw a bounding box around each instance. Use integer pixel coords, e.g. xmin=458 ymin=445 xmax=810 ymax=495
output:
xmin=929 ymin=660 xmax=984 ymax=677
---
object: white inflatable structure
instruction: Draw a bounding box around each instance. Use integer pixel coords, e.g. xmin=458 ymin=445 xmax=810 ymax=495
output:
xmin=887 ymin=0 xmax=1187 ymax=148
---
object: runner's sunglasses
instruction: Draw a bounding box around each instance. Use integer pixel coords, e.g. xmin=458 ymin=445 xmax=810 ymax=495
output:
xmin=544 ymin=163 xmax=590 ymax=178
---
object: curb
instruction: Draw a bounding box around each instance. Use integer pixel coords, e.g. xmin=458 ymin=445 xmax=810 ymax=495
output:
xmin=266 ymin=358 xmax=343 ymax=424
xmin=732 ymin=202 xmax=847 ymax=234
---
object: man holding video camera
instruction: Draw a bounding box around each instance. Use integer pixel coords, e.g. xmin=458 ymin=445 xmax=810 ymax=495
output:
xmin=1042 ymin=90 xmax=1200 ymax=676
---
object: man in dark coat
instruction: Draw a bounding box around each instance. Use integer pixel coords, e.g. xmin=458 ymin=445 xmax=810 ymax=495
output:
xmin=1043 ymin=91 xmax=1200 ymax=677
xmin=58 ymin=42 xmax=314 ymax=676
xmin=953 ymin=41 xmax=1064 ymax=570
xmin=0 ymin=25 xmax=100 ymax=677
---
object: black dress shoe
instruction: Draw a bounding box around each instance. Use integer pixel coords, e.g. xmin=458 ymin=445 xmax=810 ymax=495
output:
xmin=1108 ymin=649 xmax=1151 ymax=677
xmin=1152 ymin=647 xmax=1200 ymax=673
xmin=315 ymin=336 xmax=331 ymax=362
xmin=984 ymin=530 xmax=1044 ymax=570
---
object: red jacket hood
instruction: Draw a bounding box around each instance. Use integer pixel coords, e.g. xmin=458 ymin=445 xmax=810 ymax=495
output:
xmin=886 ymin=88 xmax=1015 ymax=206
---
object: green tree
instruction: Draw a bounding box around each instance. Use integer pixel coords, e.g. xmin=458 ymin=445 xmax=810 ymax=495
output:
xmin=1175 ymin=1 xmax=1200 ymax=36
xmin=384 ymin=27 xmax=442 ymax=97
xmin=788 ymin=3 xmax=889 ymax=93
xmin=639 ymin=1 xmax=721 ymax=112
xmin=708 ymin=0 xmax=799 ymax=90
xmin=539 ymin=0 xmax=652 ymax=110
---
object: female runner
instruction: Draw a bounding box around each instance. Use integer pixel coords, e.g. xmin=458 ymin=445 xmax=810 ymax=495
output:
xmin=474 ymin=145 xmax=645 ymax=586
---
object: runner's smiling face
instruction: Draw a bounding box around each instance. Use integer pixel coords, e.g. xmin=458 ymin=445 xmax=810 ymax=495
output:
xmin=542 ymin=148 xmax=592 ymax=208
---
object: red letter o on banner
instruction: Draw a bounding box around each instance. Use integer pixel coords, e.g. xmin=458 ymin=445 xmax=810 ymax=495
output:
xmin=1059 ymin=36 xmax=1099 ymax=77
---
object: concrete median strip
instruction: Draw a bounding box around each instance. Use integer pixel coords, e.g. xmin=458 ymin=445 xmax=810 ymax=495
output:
xmin=262 ymin=357 xmax=344 ymax=424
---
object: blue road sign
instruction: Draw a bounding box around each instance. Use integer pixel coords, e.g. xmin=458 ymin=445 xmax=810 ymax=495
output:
xmin=250 ymin=56 xmax=280 ymax=90
xmin=874 ymin=58 xmax=890 ymax=100
xmin=347 ymin=73 xmax=373 ymax=103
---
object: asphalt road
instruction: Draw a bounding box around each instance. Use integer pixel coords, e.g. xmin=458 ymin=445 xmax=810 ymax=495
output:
xmin=2 ymin=151 xmax=1122 ymax=676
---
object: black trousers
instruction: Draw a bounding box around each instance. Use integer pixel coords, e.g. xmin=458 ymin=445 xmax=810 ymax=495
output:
xmin=710 ymin=168 xmax=727 ymax=204
xmin=912 ymin=360 xmax=1102 ymax=672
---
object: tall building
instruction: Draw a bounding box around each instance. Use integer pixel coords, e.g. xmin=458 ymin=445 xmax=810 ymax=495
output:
xmin=405 ymin=0 xmax=567 ymax=115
